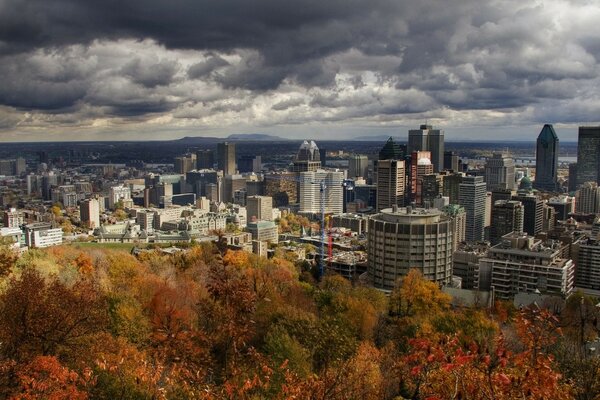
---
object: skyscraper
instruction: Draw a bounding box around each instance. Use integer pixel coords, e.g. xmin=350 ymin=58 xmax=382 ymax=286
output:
xmin=575 ymin=182 xmax=600 ymax=214
xmin=443 ymin=151 xmax=459 ymax=172
xmin=299 ymin=170 xmax=343 ymax=214
xmin=378 ymin=137 xmax=406 ymax=160
xmin=512 ymin=193 xmax=544 ymax=236
xmin=196 ymin=149 xmax=215 ymax=169
xmin=408 ymin=124 xmax=444 ymax=172
xmin=534 ymin=124 xmax=559 ymax=192
xmin=246 ymin=195 xmax=273 ymax=221
xmin=291 ymin=140 xmax=321 ymax=172
xmin=576 ymin=126 xmax=600 ymax=188
xmin=217 ymin=142 xmax=236 ymax=175
xmin=376 ymin=160 xmax=405 ymax=211
xmin=459 ymin=175 xmax=487 ymax=242
xmin=490 ymin=200 xmax=524 ymax=245
xmin=80 ymin=199 xmax=100 ymax=229
xmin=348 ymin=154 xmax=369 ymax=178
xmin=484 ymin=153 xmax=515 ymax=191
xmin=410 ymin=151 xmax=433 ymax=205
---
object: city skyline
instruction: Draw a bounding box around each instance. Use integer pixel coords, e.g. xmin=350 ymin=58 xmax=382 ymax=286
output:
xmin=1 ymin=1 xmax=600 ymax=142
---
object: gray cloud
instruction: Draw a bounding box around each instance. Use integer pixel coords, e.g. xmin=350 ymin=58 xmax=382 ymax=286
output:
xmin=0 ymin=0 xmax=599 ymax=140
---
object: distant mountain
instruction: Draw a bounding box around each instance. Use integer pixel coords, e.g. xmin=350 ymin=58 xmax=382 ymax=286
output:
xmin=174 ymin=136 xmax=221 ymax=144
xmin=226 ymin=133 xmax=289 ymax=141
xmin=350 ymin=135 xmax=406 ymax=142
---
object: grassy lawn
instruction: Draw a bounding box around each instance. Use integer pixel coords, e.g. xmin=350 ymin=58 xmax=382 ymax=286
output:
xmin=70 ymin=242 xmax=137 ymax=252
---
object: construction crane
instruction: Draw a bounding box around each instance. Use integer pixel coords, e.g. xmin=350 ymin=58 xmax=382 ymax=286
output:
xmin=264 ymin=174 xmax=329 ymax=277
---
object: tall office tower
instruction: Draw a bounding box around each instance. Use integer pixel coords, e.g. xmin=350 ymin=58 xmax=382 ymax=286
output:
xmin=408 ymin=124 xmax=444 ymax=172
xmin=349 ymin=154 xmax=369 ymax=178
xmin=534 ymin=124 xmax=559 ymax=192
xmin=354 ymin=184 xmax=377 ymax=209
xmin=222 ymin=174 xmax=246 ymax=204
xmin=547 ymin=195 xmax=575 ymax=221
xmin=490 ymin=189 xmax=513 ymax=205
xmin=299 ymin=170 xmax=343 ymax=214
xmin=246 ymin=195 xmax=273 ymax=221
xmin=512 ymin=193 xmax=544 ymax=235
xmin=484 ymin=152 xmax=516 ymax=191
xmin=238 ymin=155 xmax=262 ymax=173
xmin=576 ymin=126 xmax=600 ymax=188
xmin=443 ymin=151 xmax=459 ymax=171
xmin=573 ymin=237 xmax=600 ymax=291
xmin=376 ymin=160 xmax=405 ymax=211
xmin=422 ymin=173 xmax=443 ymax=208
xmin=490 ymin=200 xmax=524 ymax=245
xmin=196 ymin=149 xmax=215 ymax=169
xmin=108 ymin=185 xmax=131 ymax=210
xmin=568 ymin=163 xmax=578 ymax=192
xmin=217 ymin=142 xmax=236 ymax=175
xmin=3 ymin=208 xmax=23 ymax=228
xmin=480 ymin=232 xmax=574 ymax=300
xmin=442 ymin=204 xmax=466 ymax=250
xmin=80 ymin=198 xmax=100 ymax=229
xmin=542 ymin=203 xmax=556 ymax=233
xmin=41 ymin=173 xmax=59 ymax=201
xmin=378 ymin=137 xmax=406 ymax=160
xmin=319 ymin=147 xmax=327 ymax=167
xmin=410 ymin=151 xmax=433 ymax=205
xmin=459 ymin=175 xmax=487 ymax=242
xmin=367 ymin=206 xmax=453 ymax=290
xmin=291 ymin=140 xmax=321 ymax=172
xmin=443 ymin=172 xmax=464 ymax=204
xmin=575 ymin=181 xmax=600 ymax=214
xmin=174 ymin=153 xmax=196 ymax=174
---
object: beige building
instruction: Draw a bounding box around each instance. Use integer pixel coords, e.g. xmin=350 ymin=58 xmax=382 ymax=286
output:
xmin=246 ymin=195 xmax=273 ymax=221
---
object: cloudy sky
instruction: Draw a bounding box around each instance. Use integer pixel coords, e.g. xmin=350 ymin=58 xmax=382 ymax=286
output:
xmin=0 ymin=0 xmax=599 ymax=142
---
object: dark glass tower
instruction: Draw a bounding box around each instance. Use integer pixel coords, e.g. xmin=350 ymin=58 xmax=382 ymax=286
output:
xmin=576 ymin=126 xmax=600 ymax=188
xmin=534 ymin=124 xmax=559 ymax=192
xmin=378 ymin=137 xmax=406 ymax=160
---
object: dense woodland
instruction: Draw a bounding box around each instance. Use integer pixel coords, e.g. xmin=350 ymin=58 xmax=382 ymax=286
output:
xmin=0 ymin=241 xmax=598 ymax=400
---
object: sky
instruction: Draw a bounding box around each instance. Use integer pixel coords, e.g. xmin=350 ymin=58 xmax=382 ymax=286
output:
xmin=0 ymin=0 xmax=599 ymax=142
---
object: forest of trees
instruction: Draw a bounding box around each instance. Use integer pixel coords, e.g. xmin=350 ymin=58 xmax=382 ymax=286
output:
xmin=0 ymin=241 xmax=599 ymax=399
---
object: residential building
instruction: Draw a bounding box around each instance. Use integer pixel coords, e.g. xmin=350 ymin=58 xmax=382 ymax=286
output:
xmin=80 ymin=199 xmax=100 ymax=229
xmin=459 ymin=175 xmax=487 ymax=242
xmin=3 ymin=208 xmax=23 ymax=228
xmin=490 ymin=200 xmax=524 ymax=245
xmin=575 ymin=182 xmax=600 ymax=214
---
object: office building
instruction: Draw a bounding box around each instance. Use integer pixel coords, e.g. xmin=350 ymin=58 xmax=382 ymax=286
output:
xmin=575 ymin=182 xmax=600 ymax=214
xmin=410 ymin=151 xmax=433 ymax=205
xmin=485 ymin=153 xmax=515 ymax=191
xmin=422 ymin=173 xmax=443 ymax=208
xmin=247 ymin=195 xmax=273 ymax=221
xmin=174 ymin=153 xmax=197 ymax=174
xmin=246 ymin=220 xmax=278 ymax=244
xmin=299 ymin=170 xmax=344 ymax=214
xmin=568 ymin=163 xmax=578 ymax=192
xmin=452 ymin=243 xmax=489 ymax=290
xmin=444 ymin=151 xmax=459 ymax=172
xmin=490 ymin=200 xmax=524 ymax=245
xmin=534 ymin=124 xmax=559 ymax=192
xmin=264 ymin=172 xmax=297 ymax=206
xmin=24 ymin=223 xmax=63 ymax=248
xmin=349 ymin=154 xmax=369 ymax=179
xmin=80 ymin=199 xmax=100 ymax=229
xmin=238 ymin=155 xmax=262 ymax=173
xmin=512 ymin=192 xmax=544 ymax=236
xmin=480 ymin=232 xmax=574 ymax=300
xmin=376 ymin=160 xmax=405 ymax=211
xmin=3 ymin=208 xmax=23 ymax=228
xmin=378 ymin=137 xmax=406 ymax=160
xmin=196 ymin=149 xmax=215 ymax=169
xmin=354 ymin=184 xmax=377 ymax=209
xmin=442 ymin=204 xmax=466 ymax=250
xmin=291 ymin=140 xmax=321 ymax=172
xmin=443 ymin=172 xmax=464 ymax=204
xmin=547 ymin=195 xmax=575 ymax=221
xmin=217 ymin=142 xmax=236 ymax=175
xmin=408 ymin=124 xmax=445 ymax=172
xmin=186 ymin=169 xmax=219 ymax=197
xmin=367 ymin=206 xmax=453 ymax=290
xmin=222 ymin=174 xmax=246 ymax=204
xmin=459 ymin=175 xmax=487 ymax=242
xmin=576 ymin=126 xmax=600 ymax=188
xmin=572 ymin=237 xmax=600 ymax=291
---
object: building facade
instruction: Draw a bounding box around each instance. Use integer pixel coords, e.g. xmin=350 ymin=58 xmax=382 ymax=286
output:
xmin=459 ymin=175 xmax=487 ymax=242
xmin=376 ymin=160 xmax=405 ymax=211
xmin=534 ymin=124 xmax=559 ymax=192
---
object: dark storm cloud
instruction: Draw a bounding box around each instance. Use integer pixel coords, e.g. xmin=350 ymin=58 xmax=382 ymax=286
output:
xmin=1 ymin=0 xmax=600 ymax=137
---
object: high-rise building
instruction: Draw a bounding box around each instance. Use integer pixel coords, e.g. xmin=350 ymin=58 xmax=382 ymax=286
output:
xmin=196 ymin=149 xmax=215 ymax=169
xmin=443 ymin=151 xmax=459 ymax=172
xmin=459 ymin=175 xmax=487 ymax=242
xmin=490 ymin=200 xmax=524 ymax=245
xmin=108 ymin=185 xmax=131 ymax=210
xmin=238 ymin=155 xmax=262 ymax=173
xmin=443 ymin=172 xmax=464 ymax=204
xmin=576 ymin=126 xmax=600 ymax=188
xmin=547 ymin=195 xmax=575 ymax=221
xmin=534 ymin=124 xmax=559 ymax=192
xmin=376 ymin=160 xmax=405 ymax=211
xmin=222 ymin=174 xmax=246 ymax=204
xmin=367 ymin=206 xmax=453 ymax=290
xmin=80 ymin=199 xmax=101 ymax=229
xmin=291 ymin=140 xmax=321 ymax=172
xmin=512 ymin=193 xmax=544 ymax=236
xmin=441 ymin=204 xmax=466 ymax=250
xmin=485 ymin=152 xmax=515 ymax=191
xmin=572 ymin=236 xmax=600 ymax=291
xmin=410 ymin=151 xmax=433 ymax=205
xmin=3 ymin=208 xmax=23 ymax=228
xmin=217 ymin=142 xmax=236 ymax=175
xmin=568 ymin=163 xmax=578 ymax=192
xmin=378 ymin=137 xmax=406 ymax=160
xmin=174 ymin=153 xmax=196 ymax=174
xmin=299 ymin=170 xmax=343 ymax=214
xmin=246 ymin=195 xmax=273 ymax=221
xmin=349 ymin=154 xmax=369 ymax=179
xmin=575 ymin=181 xmax=600 ymax=214
xmin=408 ymin=124 xmax=444 ymax=172
xmin=264 ymin=172 xmax=297 ymax=206
xmin=421 ymin=173 xmax=443 ymax=208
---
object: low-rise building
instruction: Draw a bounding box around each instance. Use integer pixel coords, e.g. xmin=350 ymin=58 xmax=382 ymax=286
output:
xmin=24 ymin=222 xmax=63 ymax=248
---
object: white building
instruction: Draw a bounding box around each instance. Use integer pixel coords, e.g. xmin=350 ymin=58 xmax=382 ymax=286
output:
xmin=24 ymin=223 xmax=63 ymax=248
xmin=108 ymin=185 xmax=132 ymax=210
xmin=299 ymin=169 xmax=344 ymax=215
